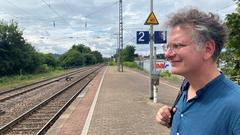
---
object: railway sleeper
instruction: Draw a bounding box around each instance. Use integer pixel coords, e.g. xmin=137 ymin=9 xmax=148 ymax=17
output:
xmin=36 ymin=110 xmax=57 ymax=114
xmin=14 ymin=123 xmax=44 ymax=129
xmin=31 ymin=113 xmax=55 ymax=118
xmin=49 ymin=101 xmax=67 ymax=105
xmin=18 ymin=121 xmax=46 ymax=126
xmin=44 ymin=104 xmax=63 ymax=107
xmin=45 ymin=105 xmax=64 ymax=108
xmin=5 ymin=133 xmax=29 ymax=135
xmin=7 ymin=127 xmax=40 ymax=135
xmin=39 ymin=107 xmax=60 ymax=112
xmin=27 ymin=115 xmax=53 ymax=120
xmin=27 ymin=116 xmax=50 ymax=120
xmin=26 ymin=117 xmax=50 ymax=122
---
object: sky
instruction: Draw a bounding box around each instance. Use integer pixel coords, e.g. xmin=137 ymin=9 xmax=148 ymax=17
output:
xmin=0 ymin=0 xmax=237 ymax=57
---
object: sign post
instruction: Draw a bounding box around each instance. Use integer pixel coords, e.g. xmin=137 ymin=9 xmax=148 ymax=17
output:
xmin=136 ymin=3 xmax=166 ymax=102
xmin=144 ymin=0 xmax=159 ymax=100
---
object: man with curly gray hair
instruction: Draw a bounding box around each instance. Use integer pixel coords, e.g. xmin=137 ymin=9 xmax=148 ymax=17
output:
xmin=156 ymin=8 xmax=240 ymax=135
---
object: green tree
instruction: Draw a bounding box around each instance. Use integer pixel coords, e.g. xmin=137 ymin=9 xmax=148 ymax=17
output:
xmin=220 ymin=0 xmax=240 ymax=82
xmin=122 ymin=45 xmax=136 ymax=62
xmin=157 ymin=54 xmax=165 ymax=59
xmin=72 ymin=44 xmax=91 ymax=54
xmin=91 ymin=51 xmax=103 ymax=63
xmin=60 ymin=50 xmax=84 ymax=68
xmin=84 ymin=53 xmax=96 ymax=65
xmin=43 ymin=53 xmax=59 ymax=68
xmin=59 ymin=44 xmax=104 ymax=68
xmin=0 ymin=21 xmax=41 ymax=76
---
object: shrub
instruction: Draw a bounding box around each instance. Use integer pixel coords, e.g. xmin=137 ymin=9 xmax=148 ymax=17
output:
xmin=36 ymin=64 xmax=50 ymax=73
xmin=108 ymin=61 xmax=116 ymax=66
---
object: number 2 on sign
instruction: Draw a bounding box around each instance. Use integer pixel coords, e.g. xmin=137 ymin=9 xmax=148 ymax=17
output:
xmin=139 ymin=32 xmax=145 ymax=41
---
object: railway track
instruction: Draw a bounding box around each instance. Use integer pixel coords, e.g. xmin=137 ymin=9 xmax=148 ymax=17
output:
xmin=0 ymin=66 xmax=94 ymax=102
xmin=0 ymin=65 xmax=104 ymax=135
xmin=0 ymin=66 xmax=100 ymax=128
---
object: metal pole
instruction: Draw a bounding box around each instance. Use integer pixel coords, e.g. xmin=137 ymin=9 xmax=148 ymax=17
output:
xmin=116 ymin=33 xmax=120 ymax=70
xmin=149 ymin=0 xmax=154 ymax=99
xmin=153 ymin=46 xmax=158 ymax=103
xmin=117 ymin=36 xmax=120 ymax=71
xmin=153 ymin=46 xmax=156 ymax=72
xmin=117 ymin=0 xmax=121 ymax=72
xmin=118 ymin=0 xmax=123 ymax=72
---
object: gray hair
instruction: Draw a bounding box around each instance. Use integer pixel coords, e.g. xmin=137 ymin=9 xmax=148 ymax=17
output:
xmin=166 ymin=8 xmax=228 ymax=61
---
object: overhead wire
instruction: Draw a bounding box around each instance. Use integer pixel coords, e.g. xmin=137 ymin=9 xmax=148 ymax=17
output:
xmin=3 ymin=0 xmax=119 ymax=29
xmin=40 ymin=0 xmax=75 ymax=29
xmin=85 ymin=1 xmax=118 ymax=17
xmin=3 ymin=0 xmax=34 ymax=23
xmin=216 ymin=3 xmax=236 ymax=13
xmin=84 ymin=1 xmax=118 ymax=29
xmin=40 ymin=0 xmax=62 ymax=18
xmin=5 ymin=0 xmax=32 ymax=15
xmin=63 ymin=0 xmax=76 ymax=13
xmin=3 ymin=0 xmax=63 ymax=27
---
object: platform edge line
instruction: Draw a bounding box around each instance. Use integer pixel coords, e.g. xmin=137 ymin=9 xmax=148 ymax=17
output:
xmin=81 ymin=66 xmax=108 ymax=135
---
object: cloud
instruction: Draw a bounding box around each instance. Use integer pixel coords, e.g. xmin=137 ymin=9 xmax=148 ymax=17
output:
xmin=0 ymin=0 xmax=236 ymax=57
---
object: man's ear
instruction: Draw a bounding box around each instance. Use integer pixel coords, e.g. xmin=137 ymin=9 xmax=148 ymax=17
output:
xmin=203 ymin=40 xmax=215 ymax=60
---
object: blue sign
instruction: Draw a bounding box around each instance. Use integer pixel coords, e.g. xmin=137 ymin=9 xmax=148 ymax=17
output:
xmin=154 ymin=31 xmax=167 ymax=44
xmin=136 ymin=31 xmax=149 ymax=44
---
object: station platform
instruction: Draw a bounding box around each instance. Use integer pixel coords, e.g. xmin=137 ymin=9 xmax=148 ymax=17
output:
xmin=46 ymin=66 xmax=180 ymax=135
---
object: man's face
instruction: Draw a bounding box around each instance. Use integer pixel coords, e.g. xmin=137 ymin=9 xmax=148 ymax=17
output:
xmin=165 ymin=26 xmax=205 ymax=76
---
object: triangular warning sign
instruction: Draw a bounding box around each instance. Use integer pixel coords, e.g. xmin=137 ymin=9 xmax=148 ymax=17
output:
xmin=144 ymin=11 xmax=159 ymax=25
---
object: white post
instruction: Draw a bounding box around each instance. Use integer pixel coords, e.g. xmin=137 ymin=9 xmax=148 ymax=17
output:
xmin=153 ymin=85 xmax=158 ymax=103
xmin=153 ymin=46 xmax=158 ymax=103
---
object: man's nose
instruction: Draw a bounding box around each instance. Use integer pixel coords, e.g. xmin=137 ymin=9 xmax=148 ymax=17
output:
xmin=165 ymin=50 xmax=176 ymax=60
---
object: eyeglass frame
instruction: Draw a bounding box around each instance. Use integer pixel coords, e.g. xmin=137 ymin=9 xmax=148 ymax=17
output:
xmin=163 ymin=43 xmax=189 ymax=53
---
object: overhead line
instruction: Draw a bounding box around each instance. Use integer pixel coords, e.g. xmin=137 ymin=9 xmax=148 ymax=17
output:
xmin=63 ymin=0 xmax=76 ymax=13
xmin=40 ymin=0 xmax=74 ymax=28
xmin=5 ymin=0 xmax=31 ymax=15
xmin=85 ymin=1 xmax=118 ymax=17
xmin=123 ymin=37 xmax=135 ymax=45
xmin=217 ymin=3 xmax=236 ymax=12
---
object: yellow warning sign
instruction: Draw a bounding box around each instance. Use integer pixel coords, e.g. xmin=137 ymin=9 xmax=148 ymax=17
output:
xmin=144 ymin=11 xmax=159 ymax=25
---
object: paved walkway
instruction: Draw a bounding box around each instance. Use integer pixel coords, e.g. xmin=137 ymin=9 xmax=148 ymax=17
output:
xmin=47 ymin=66 xmax=180 ymax=135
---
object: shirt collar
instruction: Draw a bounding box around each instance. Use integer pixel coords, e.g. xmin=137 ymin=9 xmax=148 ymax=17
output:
xmin=182 ymin=72 xmax=225 ymax=98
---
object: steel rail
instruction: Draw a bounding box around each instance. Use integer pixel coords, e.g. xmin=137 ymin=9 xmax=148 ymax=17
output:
xmin=0 ymin=65 xmax=103 ymax=135
xmin=37 ymin=67 xmax=102 ymax=135
xmin=0 ymin=66 xmax=91 ymax=95
xmin=0 ymin=66 xmax=97 ymax=102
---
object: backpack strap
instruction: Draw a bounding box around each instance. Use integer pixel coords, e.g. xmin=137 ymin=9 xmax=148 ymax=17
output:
xmin=169 ymin=79 xmax=188 ymax=126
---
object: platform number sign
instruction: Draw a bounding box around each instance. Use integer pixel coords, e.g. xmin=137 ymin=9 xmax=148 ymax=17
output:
xmin=154 ymin=31 xmax=167 ymax=44
xmin=136 ymin=31 xmax=150 ymax=44
xmin=137 ymin=31 xmax=167 ymax=44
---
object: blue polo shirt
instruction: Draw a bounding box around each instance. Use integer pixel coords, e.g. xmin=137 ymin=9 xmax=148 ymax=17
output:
xmin=171 ymin=73 xmax=240 ymax=135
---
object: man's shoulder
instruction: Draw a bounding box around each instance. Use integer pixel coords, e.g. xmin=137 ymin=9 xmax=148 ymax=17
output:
xmin=218 ymin=77 xmax=240 ymax=100
xmin=220 ymin=80 xmax=240 ymax=110
xmin=222 ymin=77 xmax=240 ymax=92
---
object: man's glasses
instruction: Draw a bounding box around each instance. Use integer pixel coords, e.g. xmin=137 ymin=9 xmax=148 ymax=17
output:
xmin=163 ymin=43 xmax=188 ymax=52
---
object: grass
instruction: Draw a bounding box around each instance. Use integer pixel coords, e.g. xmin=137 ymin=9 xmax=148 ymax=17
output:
xmin=108 ymin=61 xmax=183 ymax=83
xmin=0 ymin=69 xmax=66 ymax=91
xmin=107 ymin=61 xmax=117 ymax=66
xmin=123 ymin=62 xmax=183 ymax=83
xmin=160 ymin=70 xmax=183 ymax=83
xmin=123 ymin=61 xmax=143 ymax=70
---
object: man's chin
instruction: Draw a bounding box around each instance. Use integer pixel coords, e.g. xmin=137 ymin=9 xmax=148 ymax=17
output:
xmin=170 ymin=69 xmax=183 ymax=75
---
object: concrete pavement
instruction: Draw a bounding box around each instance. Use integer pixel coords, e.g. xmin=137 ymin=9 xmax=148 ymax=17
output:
xmin=46 ymin=66 xmax=181 ymax=135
